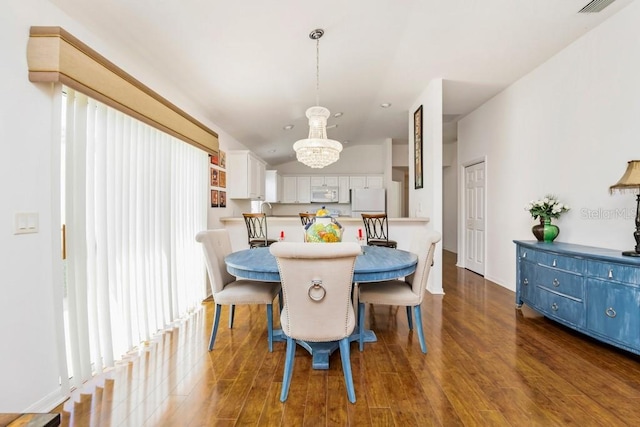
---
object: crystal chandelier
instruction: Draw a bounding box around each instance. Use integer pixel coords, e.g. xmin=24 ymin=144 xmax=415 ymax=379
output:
xmin=293 ymin=29 xmax=343 ymax=169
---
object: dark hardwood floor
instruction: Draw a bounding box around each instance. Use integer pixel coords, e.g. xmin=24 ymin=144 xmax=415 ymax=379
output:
xmin=53 ymin=250 xmax=640 ymax=426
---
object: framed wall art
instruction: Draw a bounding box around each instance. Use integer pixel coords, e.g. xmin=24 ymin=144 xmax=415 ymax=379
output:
xmin=211 ymin=168 xmax=219 ymax=187
xmin=414 ymin=105 xmax=423 ymax=189
xmin=219 ymin=170 xmax=226 ymax=188
xmin=210 ymin=150 xmax=219 ymax=166
xmin=211 ymin=189 xmax=219 ymax=207
xmin=219 ymin=150 xmax=226 ymax=169
xmin=219 ymin=191 xmax=227 ymax=208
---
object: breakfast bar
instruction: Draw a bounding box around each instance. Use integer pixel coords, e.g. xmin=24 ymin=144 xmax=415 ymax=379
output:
xmin=220 ymin=216 xmax=430 ymax=251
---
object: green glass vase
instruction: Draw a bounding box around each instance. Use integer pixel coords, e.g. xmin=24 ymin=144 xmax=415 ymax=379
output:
xmin=532 ymin=218 xmax=559 ymax=242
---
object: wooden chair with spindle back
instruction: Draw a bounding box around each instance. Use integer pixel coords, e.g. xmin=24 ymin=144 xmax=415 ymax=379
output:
xmin=242 ymin=213 xmax=277 ymax=248
xmin=361 ymin=213 xmax=397 ymax=248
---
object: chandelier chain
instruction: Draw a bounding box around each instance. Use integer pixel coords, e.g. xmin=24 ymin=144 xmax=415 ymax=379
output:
xmin=315 ymin=37 xmax=320 ymax=106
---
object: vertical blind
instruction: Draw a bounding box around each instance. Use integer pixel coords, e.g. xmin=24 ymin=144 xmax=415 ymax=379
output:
xmin=63 ymin=88 xmax=207 ymax=388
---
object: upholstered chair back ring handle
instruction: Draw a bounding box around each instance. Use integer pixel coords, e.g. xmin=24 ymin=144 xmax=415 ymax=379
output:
xmin=308 ymin=279 xmax=326 ymax=302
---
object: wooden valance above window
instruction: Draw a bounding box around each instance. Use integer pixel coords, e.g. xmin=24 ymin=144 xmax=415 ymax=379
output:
xmin=27 ymin=26 xmax=218 ymax=154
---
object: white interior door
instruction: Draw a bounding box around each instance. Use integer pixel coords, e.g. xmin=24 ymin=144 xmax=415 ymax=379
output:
xmin=464 ymin=161 xmax=485 ymax=275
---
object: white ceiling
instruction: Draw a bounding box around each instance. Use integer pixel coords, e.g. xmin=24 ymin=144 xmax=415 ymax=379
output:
xmin=51 ymin=0 xmax=634 ymax=165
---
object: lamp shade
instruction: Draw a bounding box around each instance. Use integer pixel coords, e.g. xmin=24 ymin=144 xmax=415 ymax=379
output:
xmin=610 ymin=160 xmax=640 ymax=194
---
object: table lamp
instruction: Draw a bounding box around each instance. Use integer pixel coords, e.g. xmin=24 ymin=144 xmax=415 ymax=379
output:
xmin=609 ymin=160 xmax=640 ymax=256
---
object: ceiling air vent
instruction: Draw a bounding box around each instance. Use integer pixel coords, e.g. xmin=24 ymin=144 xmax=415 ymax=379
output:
xmin=578 ymin=0 xmax=617 ymax=13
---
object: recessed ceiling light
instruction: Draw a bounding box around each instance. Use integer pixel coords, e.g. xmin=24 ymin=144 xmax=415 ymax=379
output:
xmin=267 ymin=149 xmax=276 ymax=153
xmin=343 ymin=140 xmax=350 ymax=144
xmin=333 ymin=112 xmax=343 ymax=118
xmin=327 ymin=124 xmax=338 ymax=129
xmin=283 ymin=124 xmax=294 ymax=130
xmin=380 ymin=103 xmax=392 ymax=108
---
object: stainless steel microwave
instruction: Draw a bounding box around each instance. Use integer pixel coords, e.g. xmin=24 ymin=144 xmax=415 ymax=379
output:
xmin=310 ymin=186 xmax=339 ymax=203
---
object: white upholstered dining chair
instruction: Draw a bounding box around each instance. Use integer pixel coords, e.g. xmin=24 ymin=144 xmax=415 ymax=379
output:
xmin=357 ymin=229 xmax=441 ymax=353
xmin=269 ymin=241 xmax=361 ymax=403
xmin=196 ymin=229 xmax=281 ymax=351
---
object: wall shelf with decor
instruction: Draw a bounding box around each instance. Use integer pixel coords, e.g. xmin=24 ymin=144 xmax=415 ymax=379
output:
xmin=515 ymin=240 xmax=640 ymax=356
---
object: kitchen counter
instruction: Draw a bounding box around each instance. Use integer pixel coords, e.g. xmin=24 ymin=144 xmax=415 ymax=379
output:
xmin=220 ymin=216 xmax=430 ymax=251
xmin=220 ymin=216 xmax=429 ymax=222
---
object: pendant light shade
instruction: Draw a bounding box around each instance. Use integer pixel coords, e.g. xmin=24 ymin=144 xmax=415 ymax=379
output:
xmin=293 ymin=29 xmax=343 ymax=168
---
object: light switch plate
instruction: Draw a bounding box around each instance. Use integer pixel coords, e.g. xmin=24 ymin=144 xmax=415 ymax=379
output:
xmin=14 ymin=212 xmax=39 ymax=234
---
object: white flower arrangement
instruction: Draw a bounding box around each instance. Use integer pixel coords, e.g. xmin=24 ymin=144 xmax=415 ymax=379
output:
xmin=525 ymin=195 xmax=570 ymax=221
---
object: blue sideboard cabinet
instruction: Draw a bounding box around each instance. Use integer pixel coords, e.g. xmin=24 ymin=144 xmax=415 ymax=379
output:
xmin=515 ymin=240 xmax=640 ymax=356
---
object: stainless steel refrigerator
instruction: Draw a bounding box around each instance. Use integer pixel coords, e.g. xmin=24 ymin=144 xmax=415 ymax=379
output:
xmin=350 ymin=188 xmax=386 ymax=216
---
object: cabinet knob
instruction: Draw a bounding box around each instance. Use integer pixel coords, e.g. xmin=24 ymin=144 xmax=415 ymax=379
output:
xmin=552 ymin=278 xmax=560 ymax=287
xmin=605 ymin=307 xmax=617 ymax=318
xmin=608 ymin=269 xmax=613 ymax=279
xmin=551 ymin=302 xmax=559 ymax=312
xmin=552 ymin=259 xmax=557 ymax=267
xmin=523 ymin=278 xmax=528 ymax=286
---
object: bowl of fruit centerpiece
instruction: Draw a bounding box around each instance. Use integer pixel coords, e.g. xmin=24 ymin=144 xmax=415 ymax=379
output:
xmin=304 ymin=206 xmax=343 ymax=243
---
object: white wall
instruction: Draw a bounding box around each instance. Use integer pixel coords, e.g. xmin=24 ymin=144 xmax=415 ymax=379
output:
xmin=392 ymin=144 xmax=409 ymax=167
xmin=0 ymin=0 xmax=248 ymax=411
xmin=458 ymin=0 xmax=640 ymax=291
xmin=409 ymin=79 xmax=443 ymax=294
xmin=276 ymin=143 xmax=386 ymax=175
xmin=1 ymin=1 xmax=87 ymax=412
xmin=442 ymin=142 xmax=458 ymax=253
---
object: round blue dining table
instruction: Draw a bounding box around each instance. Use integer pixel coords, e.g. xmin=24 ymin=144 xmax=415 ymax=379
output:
xmin=224 ymin=245 xmax=418 ymax=369
xmin=225 ymin=245 xmax=418 ymax=283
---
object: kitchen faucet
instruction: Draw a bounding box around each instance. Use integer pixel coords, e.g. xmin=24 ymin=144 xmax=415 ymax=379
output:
xmin=260 ymin=201 xmax=272 ymax=215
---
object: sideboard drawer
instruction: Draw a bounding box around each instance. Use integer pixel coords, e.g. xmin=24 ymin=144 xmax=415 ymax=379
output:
xmin=537 ymin=252 xmax=584 ymax=273
xmin=536 ymin=287 xmax=584 ymax=327
xmin=536 ymin=268 xmax=583 ymax=300
xmin=520 ymin=260 xmax=536 ymax=305
xmin=518 ymin=247 xmax=537 ymax=262
xmin=586 ymin=279 xmax=640 ymax=348
xmin=586 ymin=261 xmax=640 ymax=284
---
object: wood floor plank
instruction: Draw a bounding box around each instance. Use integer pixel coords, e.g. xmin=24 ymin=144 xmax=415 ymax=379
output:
xmin=326 ymin=374 xmax=349 ymax=425
xmin=279 ymin=348 xmax=311 ymax=426
xmin=380 ymin=372 xmax=420 ymax=425
xmin=369 ymin=407 xmax=395 ymax=427
xmin=236 ymin=345 xmax=282 ymax=425
xmin=302 ymin=370 xmax=327 ymax=426
xmin=256 ymin=382 xmax=284 ymax=426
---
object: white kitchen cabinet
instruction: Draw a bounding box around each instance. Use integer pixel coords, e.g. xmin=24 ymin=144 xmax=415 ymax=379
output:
xmin=349 ymin=175 xmax=384 ymax=189
xmin=227 ymin=150 xmax=266 ymax=200
xmin=282 ymin=176 xmax=297 ymax=203
xmin=265 ymin=170 xmax=282 ymax=203
xmin=324 ymin=176 xmax=339 ymax=187
xmin=338 ymin=176 xmax=350 ymax=203
xmin=282 ymin=176 xmax=311 ymax=203
xmin=310 ymin=176 xmax=339 ymax=187
xmin=366 ymin=175 xmax=384 ymax=189
xmin=349 ymin=176 xmax=366 ymax=189
xmin=296 ymin=176 xmax=311 ymax=203
xmin=310 ymin=176 xmax=325 ymax=187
